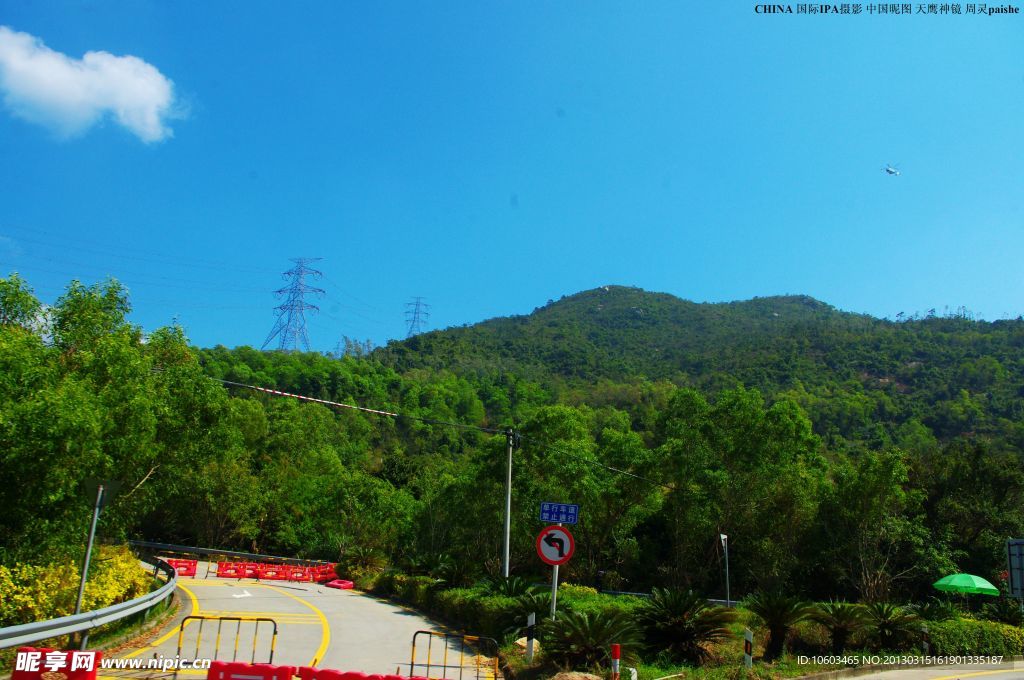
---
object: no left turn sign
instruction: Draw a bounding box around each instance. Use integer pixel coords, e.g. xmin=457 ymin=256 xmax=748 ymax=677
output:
xmin=536 ymin=525 xmax=575 ymax=566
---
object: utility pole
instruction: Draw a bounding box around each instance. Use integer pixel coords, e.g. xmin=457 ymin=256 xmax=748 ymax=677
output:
xmin=405 ymin=297 xmax=430 ymax=338
xmin=261 ymin=258 xmax=325 ymax=352
xmin=503 ymin=429 xmax=520 ymax=578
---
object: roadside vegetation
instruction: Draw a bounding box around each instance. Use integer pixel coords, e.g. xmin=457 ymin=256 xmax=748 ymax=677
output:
xmin=2 ymin=274 xmax=1024 ymax=674
xmin=359 ymin=571 xmax=1024 ymax=677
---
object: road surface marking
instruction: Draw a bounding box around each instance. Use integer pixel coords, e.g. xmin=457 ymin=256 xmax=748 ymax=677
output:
xmin=931 ymin=671 xmax=1021 ymax=680
xmin=258 ymin=584 xmax=331 ymax=667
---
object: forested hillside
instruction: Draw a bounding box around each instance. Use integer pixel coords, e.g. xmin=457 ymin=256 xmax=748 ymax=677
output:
xmin=2 ymin=275 xmax=1022 ymax=607
xmin=381 ymin=285 xmax=1024 ymax=449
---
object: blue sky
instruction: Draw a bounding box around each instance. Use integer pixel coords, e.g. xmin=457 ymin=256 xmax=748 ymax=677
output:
xmin=1 ymin=2 xmax=1021 ymax=351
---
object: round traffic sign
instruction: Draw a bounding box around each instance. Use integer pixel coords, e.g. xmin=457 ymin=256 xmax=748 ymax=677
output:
xmin=536 ymin=525 xmax=575 ymax=566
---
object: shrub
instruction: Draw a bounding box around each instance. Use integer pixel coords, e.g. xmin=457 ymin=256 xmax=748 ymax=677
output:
xmin=372 ymin=571 xmax=398 ymax=597
xmin=636 ymin=588 xmax=737 ymax=665
xmin=981 ymin=598 xmax=1023 ymax=627
xmin=396 ymin=575 xmax=439 ymax=609
xmin=559 ymin=583 xmax=600 ymax=597
xmin=435 ymin=588 xmax=476 ymax=627
xmin=0 ymin=546 xmax=152 ymax=627
xmin=929 ymin=619 xmax=1024 ymax=656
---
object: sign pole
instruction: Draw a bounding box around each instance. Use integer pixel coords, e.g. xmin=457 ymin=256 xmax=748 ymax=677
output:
xmin=525 ymin=612 xmax=536 ymax=663
xmin=550 ymin=562 xmax=559 ymax=620
xmin=743 ymin=628 xmax=753 ymax=668
xmin=75 ymin=484 xmax=104 ymax=650
xmin=550 ymin=521 xmax=562 ymax=620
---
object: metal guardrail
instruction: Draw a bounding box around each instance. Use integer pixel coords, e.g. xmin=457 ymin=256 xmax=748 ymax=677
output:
xmin=129 ymin=540 xmax=330 ymax=566
xmin=0 ymin=558 xmax=177 ymax=649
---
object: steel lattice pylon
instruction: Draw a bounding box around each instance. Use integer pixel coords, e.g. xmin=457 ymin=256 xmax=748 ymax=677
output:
xmin=261 ymin=258 xmax=325 ymax=352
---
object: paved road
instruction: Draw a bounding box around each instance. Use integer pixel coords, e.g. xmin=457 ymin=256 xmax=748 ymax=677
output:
xmin=106 ymin=561 xmax=478 ymax=678
xmin=851 ymin=664 xmax=1024 ymax=680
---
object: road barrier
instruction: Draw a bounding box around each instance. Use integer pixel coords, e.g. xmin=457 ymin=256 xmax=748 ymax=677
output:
xmin=258 ymin=564 xmax=289 ymax=581
xmin=176 ymin=615 xmax=279 ymax=671
xmin=409 ymin=631 xmax=499 ymax=680
xmin=207 ymin=661 xmax=296 ymax=680
xmin=130 ymin=541 xmax=333 ymax=567
xmin=286 ymin=567 xmax=312 ymax=582
xmin=216 ymin=562 xmax=243 ymax=578
xmin=206 ymin=661 xmax=432 ymax=680
xmin=212 ymin=561 xmax=338 ymax=583
xmin=324 ymin=580 xmax=354 ymax=590
xmin=167 ymin=559 xmax=199 ymax=576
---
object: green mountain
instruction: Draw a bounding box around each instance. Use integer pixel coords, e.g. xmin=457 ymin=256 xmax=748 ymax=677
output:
xmin=382 ymin=286 xmax=857 ymax=380
xmin=380 ymin=285 xmax=1024 ymax=445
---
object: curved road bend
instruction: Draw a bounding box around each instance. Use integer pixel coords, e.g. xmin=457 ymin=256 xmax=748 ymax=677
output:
xmin=105 ymin=561 xmax=449 ymax=677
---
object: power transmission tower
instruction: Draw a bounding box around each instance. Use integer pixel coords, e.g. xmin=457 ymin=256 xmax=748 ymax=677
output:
xmin=261 ymin=258 xmax=325 ymax=351
xmin=405 ymin=296 xmax=430 ymax=338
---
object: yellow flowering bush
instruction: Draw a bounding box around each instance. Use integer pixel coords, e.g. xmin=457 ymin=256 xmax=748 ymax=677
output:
xmin=0 ymin=546 xmax=154 ymax=626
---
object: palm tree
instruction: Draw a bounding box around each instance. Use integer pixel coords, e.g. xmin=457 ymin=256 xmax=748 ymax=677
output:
xmin=907 ymin=597 xmax=958 ymax=622
xmin=810 ymin=601 xmax=867 ymax=654
xmin=637 ymin=588 xmax=737 ymax=665
xmin=745 ymin=591 xmax=813 ymax=662
xmin=481 ymin=575 xmax=537 ymax=598
xmin=542 ymin=609 xmax=642 ymax=670
xmin=864 ymin=602 xmax=919 ymax=651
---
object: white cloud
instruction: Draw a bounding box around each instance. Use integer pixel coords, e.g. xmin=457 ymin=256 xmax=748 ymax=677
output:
xmin=0 ymin=26 xmax=179 ymax=142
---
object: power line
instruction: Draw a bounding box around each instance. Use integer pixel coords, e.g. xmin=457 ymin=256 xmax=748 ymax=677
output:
xmin=214 ymin=378 xmax=505 ymax=434
xmin=520 ymin=435 xmax=676 ymax=492
xmin=0 ymin=227 xmax=272 ymax=276
xmin=212 ymin=376 xmax=673 ymax=490
xmin=261 ymin=258 xmax=325 ymax=352
xmin=405 ymin=296 xmax=430 ymax=337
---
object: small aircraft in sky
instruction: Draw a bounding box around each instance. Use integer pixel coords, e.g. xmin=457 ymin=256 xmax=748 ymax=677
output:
xmin=883 ymin=164 xmax=901 ymax=176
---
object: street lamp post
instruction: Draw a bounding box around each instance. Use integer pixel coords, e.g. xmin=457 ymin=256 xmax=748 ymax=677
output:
xmin=502 ymin=429 xmax=519 ymax=578
xmin=720 ymin=533 xmax=731 ymax=608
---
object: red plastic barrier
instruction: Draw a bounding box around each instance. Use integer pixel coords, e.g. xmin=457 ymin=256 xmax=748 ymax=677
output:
xmin=297 ymin=668 xmax=427 ymax=680
xmin=313 ymin=564 xmax=337 ymax=582
xmin=207 ymin=661 xmax=295 ymax=680
xmin=216 ymin=562 xmax=242 ymax=578
xmin=12 ymin=647 xmax=103 ymax=680
xmin=286 ymin=567 xmax=312 ymax=582
xmin=297 ymin=669 xmax=346 ymax=680
xmin=258 ymin=563 xmax=289 ymax=580
xmin=241 ymin=562 xmax=260 ymax=579
xmin=166 ymin=558 xmax=198 ymax=577
xmin=324 ymin=579 xmax=354 ymax=590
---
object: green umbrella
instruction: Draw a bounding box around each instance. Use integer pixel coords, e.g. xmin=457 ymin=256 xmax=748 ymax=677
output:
xmin=933 ymin=573 xmax=1000 ymax=596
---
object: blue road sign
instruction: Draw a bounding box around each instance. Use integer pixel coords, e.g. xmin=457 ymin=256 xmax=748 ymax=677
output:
xmin=540 ymin=502 xmax=579 ymax=525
